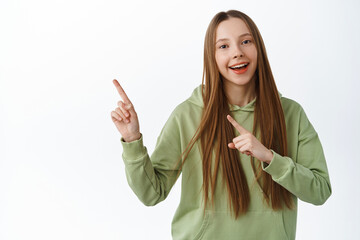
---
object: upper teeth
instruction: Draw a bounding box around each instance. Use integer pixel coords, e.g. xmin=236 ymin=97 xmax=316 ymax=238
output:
xmin=230 ymin=63 xmax=248 ymax=69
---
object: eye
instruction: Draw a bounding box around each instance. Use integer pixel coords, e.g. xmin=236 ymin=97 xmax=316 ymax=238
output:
xmin=242 ymin=39 xmax=252 ymax=45
xmin=219 ymin=44 xmax=228 ymax=49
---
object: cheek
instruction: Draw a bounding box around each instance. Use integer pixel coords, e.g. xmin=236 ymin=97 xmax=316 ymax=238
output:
xmin=215 ymin=54 xmax=227 ymax=69
xmin=251 ymin=55 xmax=258 ymax=71
xmin=248 ymin=47 xmax=258 ymax=63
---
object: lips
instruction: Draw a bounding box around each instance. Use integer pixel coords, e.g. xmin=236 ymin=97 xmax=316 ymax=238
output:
xmin=229 ymin=62 xmax=249 ymax=74
xmin=229 ymin=62 xmax=249 ymax=69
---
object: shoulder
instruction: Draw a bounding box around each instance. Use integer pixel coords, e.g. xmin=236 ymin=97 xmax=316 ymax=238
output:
xmin=169 ymin=85 xmax=204 ymax=118
xmin=159 ymin=87 xmax=203 ymax=138
xmin=280 ymin=95 xmax=314 ymax=133
xmin=280 ymin=96 xmax=305 ymax=116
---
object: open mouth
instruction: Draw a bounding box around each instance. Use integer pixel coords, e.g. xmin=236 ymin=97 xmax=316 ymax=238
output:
xmin=229 ymin=63 xmax=249 ymax=74
xmin=229 ymin=63 xmax=249 ymax=70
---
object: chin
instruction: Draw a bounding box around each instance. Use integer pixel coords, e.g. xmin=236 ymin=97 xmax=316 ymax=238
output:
xmin=223 ymin=76 xmax=253 ymax=87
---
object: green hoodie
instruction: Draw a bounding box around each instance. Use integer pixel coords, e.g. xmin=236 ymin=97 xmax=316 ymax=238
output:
xmin=121 ymin=85 xmax=331 ymax=240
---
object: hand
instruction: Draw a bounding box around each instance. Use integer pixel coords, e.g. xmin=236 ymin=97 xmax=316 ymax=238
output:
xmin=110 ymin=79 xmax=141 ymax=142
xmin=227 ymin=115 xmax=273 ymax=164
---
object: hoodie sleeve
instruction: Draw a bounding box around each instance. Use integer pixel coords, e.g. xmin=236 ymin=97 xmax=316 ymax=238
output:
xmin=261 ymin=106 xmax=332 ymax=205
xmin=121 ymin=109 xmax=182 ymax=206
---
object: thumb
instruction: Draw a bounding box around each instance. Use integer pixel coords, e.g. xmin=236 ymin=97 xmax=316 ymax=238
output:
xmin=228 ymin=142 xmax=236 ymax=149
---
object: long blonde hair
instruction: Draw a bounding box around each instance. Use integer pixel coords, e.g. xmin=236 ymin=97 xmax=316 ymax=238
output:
xmin=180 ymin=10 xmax=293 ymax=218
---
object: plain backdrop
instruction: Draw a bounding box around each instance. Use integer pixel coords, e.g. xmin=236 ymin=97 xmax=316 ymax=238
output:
xmin=1 ymin=0 xmax=359 ymax=239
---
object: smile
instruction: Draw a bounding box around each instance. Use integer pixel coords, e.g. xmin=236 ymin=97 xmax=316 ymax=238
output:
xmin=229 ymin=63 xmax=249 ymax=74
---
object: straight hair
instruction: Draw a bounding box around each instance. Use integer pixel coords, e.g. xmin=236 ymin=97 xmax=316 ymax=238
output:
xmin=179 ymin=10 xmax=294 ymax=218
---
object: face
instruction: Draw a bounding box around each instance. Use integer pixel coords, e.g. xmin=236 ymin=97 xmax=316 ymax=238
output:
xmin=215 ymin=17 xmax=257 ymax=89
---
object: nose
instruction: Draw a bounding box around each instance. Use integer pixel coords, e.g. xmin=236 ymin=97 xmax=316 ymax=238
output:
xmin=233 ymin=45 xmax=244 ymax=58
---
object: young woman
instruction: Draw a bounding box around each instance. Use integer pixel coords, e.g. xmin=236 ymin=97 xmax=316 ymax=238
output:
xmin=111 ymin=10 xmax=331 ymax=240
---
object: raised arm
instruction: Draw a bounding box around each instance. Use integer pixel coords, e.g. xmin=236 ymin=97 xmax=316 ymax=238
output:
xmin=111 ymin=79 xmax=181 ymax=206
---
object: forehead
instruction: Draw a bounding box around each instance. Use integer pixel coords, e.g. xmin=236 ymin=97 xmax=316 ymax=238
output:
xmin=215 ymin=18 xmax=250 ymax=40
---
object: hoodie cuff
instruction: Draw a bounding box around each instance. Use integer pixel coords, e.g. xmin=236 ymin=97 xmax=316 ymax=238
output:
xmin=121 ymin=134 xmax=147 ymax=161
xmin=261 ymin=150 xmax=294 ymax=180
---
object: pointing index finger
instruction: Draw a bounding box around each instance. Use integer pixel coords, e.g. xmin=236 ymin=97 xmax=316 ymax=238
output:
xmin=227 ymin=115 xmax=248 ymax=135
xmin=113 ymin=79 xmax=132 ymax=104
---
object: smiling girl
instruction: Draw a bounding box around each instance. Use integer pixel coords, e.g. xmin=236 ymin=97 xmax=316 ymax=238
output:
xmin=111 ymin=10 xmax=331 ymax=240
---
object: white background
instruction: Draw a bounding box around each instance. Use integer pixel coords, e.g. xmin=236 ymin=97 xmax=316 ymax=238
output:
xmin=1 ymin=0 xmax=359 ymax=239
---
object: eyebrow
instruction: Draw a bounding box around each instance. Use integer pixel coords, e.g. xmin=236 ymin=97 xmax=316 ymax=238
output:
xmin=215 ymin=33 xmax=252 ymax=44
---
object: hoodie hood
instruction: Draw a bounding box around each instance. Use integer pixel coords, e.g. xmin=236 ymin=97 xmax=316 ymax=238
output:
xmin=187 ymin=84 xmax=282 ymax=112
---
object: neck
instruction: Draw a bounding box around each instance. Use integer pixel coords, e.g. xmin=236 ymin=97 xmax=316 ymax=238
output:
xmin=223 ymin=77 xmax=256 ymax=107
